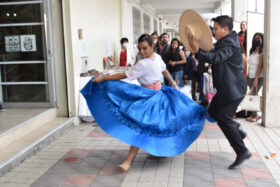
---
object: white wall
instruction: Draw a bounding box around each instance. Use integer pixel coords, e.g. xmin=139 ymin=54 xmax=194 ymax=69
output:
xmin=247 ymin=12 xmax=264 ymax=55
xmin=121 ymin=0 xmax=134 ymax=44
xmin=69 ymin=0 xmax=122 ymax=71
xmin=62 ymin=0 xmax=160 ymax=119
xmin=51 ymin=0 xmax=68 ymax=116
xmin=263 ymin=0 xmax=280 ymax=127
xmin=62 ymin=0 xmax=122 ymax=119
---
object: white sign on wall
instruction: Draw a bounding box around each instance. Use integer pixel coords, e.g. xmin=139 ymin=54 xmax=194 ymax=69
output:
xmin=5 ymin=35 xmax=21 ymax=52
xmin=20 ymin=35 xmax=37 ymax=52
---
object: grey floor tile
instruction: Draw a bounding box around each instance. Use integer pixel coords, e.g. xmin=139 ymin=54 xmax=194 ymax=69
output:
xmin=204 ymin=130 xmax=226 ymax=139
xmin=210 ymin=152 xmax=235 ymax=169
xmin=31 ymin=171 xmax=66 ymax=186
xmin=83 ymin=156 xmax=109 ymax=166
xmin=184 ymin=159 xmax=211 ymax=169
xmin=210 ymin=152 xmax=235 ymax=160
xmin=212 ymin=167 xmax=242 ymax=178
xmin=240 ymin=160 xmax=267 ymax=169
xmin=246 ymin=179 xmax=279 ymax=187
xmin=88 ymin=150 xmax=113 ymax=158
xmin=76 ymin=162 xmax=103 ymax=174
xmin=184 ymin=177 xmax=215 ymax=187
xmin=210 ymin=159 xmax=233 ymax=169
xmin=184 ymin=168 xmax=214 ymax=182
xmin=31 ymin=183 xmax=60 ymax=187
xmin=90 ymin=175 xmax=124 ymax=187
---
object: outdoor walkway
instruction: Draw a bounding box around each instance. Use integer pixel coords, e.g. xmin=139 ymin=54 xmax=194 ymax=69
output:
xmin=0 ymin=119 xmax=280 ymax=187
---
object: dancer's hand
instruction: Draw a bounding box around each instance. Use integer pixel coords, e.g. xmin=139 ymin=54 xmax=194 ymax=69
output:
xmin=93 ymin=76 xmax=104 ymax=83
xmin=188 ymin=33 xmax=199 ymax=53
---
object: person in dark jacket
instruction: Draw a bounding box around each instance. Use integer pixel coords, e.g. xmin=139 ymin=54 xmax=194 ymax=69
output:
xmin=157 ymin=33 xmax=171 ymax=85
xmin=183 ymin=51 xmax=195 ymax=86
xmin=167 ymin=38 xmax=186 ymax=87
xmin=188 ymin=15 xmax=251 ymax=169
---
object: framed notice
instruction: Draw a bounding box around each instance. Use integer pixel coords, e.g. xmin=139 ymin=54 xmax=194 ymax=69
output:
xmin=5 ymin=35 xmax=21 ymax=52
xmin=20 ymin=35 xmax=37 ymax=52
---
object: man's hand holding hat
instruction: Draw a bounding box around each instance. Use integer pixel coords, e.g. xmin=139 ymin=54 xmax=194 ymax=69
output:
xmin=188 ymin=33 xmax=199 ymax=53
xmin=179 ymin=9 xmax=212 ymax=53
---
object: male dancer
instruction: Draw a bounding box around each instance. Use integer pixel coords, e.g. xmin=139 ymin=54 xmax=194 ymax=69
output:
xmin=189 ymin=15 xmax=251 ymax=169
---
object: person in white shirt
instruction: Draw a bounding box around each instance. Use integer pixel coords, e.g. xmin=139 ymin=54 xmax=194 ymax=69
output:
xmin=116 ymin=37 xmax=136 ymax=67
xmin=246 ymin=32 xmax=264 ymax=122
xmin=203 ymin=64 xmax=216 ymax=105
xmin=93 ymin=34 xmax=176 ymax=171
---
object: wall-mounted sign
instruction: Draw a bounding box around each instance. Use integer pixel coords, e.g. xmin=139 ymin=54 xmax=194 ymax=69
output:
xmin=5 ymin=35 xmax=21 ymax=52
xmin=20 ymin=35 xmax=37 ymax=52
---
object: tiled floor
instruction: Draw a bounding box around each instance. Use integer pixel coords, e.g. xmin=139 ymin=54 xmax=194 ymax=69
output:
xmin=0 ymin=119 xmax=280 ymax=187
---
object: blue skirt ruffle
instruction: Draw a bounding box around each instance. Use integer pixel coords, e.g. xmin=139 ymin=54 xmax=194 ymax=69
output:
xmin=81 ymin=79 xmax=206 ymax=156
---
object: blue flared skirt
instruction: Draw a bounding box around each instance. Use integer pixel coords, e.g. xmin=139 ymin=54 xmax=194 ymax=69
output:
xmin=81 ymin=79 xmax=207 ymax=156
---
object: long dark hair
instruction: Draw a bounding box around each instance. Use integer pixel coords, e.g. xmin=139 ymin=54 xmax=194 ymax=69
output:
xmin=249 ymin=32 xmax=264 ymax=55
xmin=138 ymin=34 xmax=153 ymax=47
xmin=169 ymin=38 xmax=180 ymax=54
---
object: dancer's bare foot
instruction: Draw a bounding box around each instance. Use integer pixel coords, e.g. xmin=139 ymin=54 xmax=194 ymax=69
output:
xmin=118 ymin=162 xmax=130 ymax=171
xmin=118 ymin=146 xmax=139 ymax=171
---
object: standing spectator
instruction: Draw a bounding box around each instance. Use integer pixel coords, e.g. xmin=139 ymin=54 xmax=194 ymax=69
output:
xmin=167 ymin=38 xmax=186 ymax=87
xmin=117 ymin=37 xmax=136 ymax=67
xmin=158 ymin=33 xmax=170 ymax=63
xmin=151 ymin=32 xmax=160 ymax=54
xmin=238 ymin=21 xmax=248 ymax=77
xmin=238 ymin=21 xmax=247 ymax=54
xmin=191 ymin=53 xmax=199 ymax=101
xmin=157 ymin=33 xmax=171 ymax=85
xmin=203 ymin=64 xmax=216 ymax=105
xmin=246 ymin=32 xmax=264 ymax=122
xmin=183 ymin=50 xmax=195 ymax=86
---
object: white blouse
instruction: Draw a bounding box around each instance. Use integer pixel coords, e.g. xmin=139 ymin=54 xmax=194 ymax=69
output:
xmin=248 ymin=52 xmax=263 ymax=78
xmin=125 ymin=53 xmax=166 ymax=85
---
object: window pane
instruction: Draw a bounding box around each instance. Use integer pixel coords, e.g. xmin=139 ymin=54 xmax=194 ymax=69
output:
xmin=1 ymin=64 xmax=46 ymax=82
xmin=0 ymin=3 xmax=42 ymax=24
xmin=143 ymin=14 xmax=150 ymax=33
xmin=153 ymin=19 xmax=157 ymax=32
xmin=248 ymin=0 xmax=256 ymax=12
xmin=257 ymin=0 xmax=264 ymax=13
xmin=2 ymin=84 xmax=47 ymax=102
xmin=133 ymin=7 xmax=141 ymax=43
xmin=0 ymin=25 xmax=46 ymax=61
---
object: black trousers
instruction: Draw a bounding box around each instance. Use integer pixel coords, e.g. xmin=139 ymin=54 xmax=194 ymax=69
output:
xmin=208 ymin=95 xmax=247 ymax=155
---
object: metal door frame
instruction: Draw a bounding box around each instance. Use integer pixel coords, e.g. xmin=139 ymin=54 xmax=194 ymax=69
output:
xmin=0 ymin=0 xmax=56 ymax=108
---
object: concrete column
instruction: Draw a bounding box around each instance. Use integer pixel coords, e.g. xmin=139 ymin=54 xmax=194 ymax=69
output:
xmin=231 ymin=0 xmax=247 ymax=22
xmin=262 ymin=0 xmax=280 ymax=127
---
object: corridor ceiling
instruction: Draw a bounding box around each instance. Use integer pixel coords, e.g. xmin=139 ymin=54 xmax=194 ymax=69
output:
xmin=140 ymin=0 xmax=222 ymax=27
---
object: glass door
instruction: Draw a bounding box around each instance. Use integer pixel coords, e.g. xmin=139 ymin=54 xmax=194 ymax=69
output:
xmin=0 ymin=0 xmax=55 ymax=107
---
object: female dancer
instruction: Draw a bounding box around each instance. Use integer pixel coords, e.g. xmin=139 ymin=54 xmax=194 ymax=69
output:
xmin=82 ymin=34 xmax=206 ymax=171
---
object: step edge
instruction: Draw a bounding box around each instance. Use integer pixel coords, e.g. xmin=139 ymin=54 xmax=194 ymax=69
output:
xmin=0 ymin=108 xmax=57 ymax=139
xmin=0 ymin=117 xmax=74 ymax=174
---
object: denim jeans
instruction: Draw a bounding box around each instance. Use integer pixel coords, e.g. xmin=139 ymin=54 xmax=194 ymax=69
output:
xmin=170 ymin=70 xmax=184 ymax=87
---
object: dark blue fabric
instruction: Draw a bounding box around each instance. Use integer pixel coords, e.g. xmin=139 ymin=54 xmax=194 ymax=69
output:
xmin=81 ymin=79 xmax=207 ymax=156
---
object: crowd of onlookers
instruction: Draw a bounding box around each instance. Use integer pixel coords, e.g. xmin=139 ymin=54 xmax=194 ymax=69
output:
xmin=113 ymin=20 xmax=264 ymax=122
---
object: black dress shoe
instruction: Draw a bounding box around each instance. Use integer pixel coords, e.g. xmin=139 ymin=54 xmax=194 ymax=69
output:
xmin=239 ymin=128 xmax=247 ymax=139
xmin=228 ymin=151 xmax=252 ymax=169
